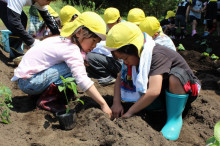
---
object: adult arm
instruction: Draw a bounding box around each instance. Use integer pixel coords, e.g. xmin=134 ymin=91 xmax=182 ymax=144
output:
xmin=111 ymin=72 xmax=124 ymax=119
xmin=122 ymin=75 xmax=163 ymax=118
xmin=37 ymin=9 xmax=60 ymax=35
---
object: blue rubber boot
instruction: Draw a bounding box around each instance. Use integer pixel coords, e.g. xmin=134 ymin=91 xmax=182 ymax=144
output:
xmin=161 ymin=90 xmax=189 ymax=140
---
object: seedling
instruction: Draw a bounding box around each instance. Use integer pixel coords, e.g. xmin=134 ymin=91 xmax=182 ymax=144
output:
xmin=58 ymin=76 xmax=84 ymax=114
xmin=211 ymin=54 xmax=219 ymax=60
xmin=201 ymin=52 xmax=209 ymax=57
xmin=178 ymin=43 xmax=185 ymax=51
xmin=0 ymin=84 xmax=13 ymax=124
xmin=206 ymin=121 xmax=220 ymax=146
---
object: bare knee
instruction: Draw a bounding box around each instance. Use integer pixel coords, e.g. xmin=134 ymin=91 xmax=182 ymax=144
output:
xmin=169 ymin=75 xmax=186 ymax=95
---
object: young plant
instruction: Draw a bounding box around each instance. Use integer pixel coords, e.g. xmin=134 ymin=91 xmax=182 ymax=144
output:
xmin=177 ymin=43 xmax=185 ymax=51
xmin=0 ymin=84 xmax=13 ymax=124
xmin=58 ymin=76 xmax=84 ymax=114
xmin=206 ymin=121 xmax=220 ymax=146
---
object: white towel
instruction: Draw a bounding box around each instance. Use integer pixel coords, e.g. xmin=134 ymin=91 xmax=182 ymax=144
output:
xmin=121 ymin=33 xmax=155 ymax=102
xmin=133 ymin=33 xmax=155 ymax=94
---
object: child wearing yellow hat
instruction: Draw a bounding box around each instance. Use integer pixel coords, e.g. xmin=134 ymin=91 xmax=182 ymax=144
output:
xmin=160 ymin=11 xmax=176 ymax=38
xmin=11 ymin=12 xmax=112 ymax=118
xmin=139 ymin=16 xmax=176 ymax=51
xmin=105 ymin=22 xmax=200 ymax=140
xmin=85 ymin=7 xmax=123 ymax=85
xmin=127 ymin=8 xmax=145 ymax=25
xmin=59 ymin=5 xmax=81 ymax=27
xmin=104 ymin=7 xmax=123 ymax=30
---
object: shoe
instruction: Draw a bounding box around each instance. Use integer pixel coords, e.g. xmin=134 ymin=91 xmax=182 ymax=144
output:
xmin=192 ymin=30 xmax=197 ymax=36
xmin=161 ymin=90 xmax=189 ymax=140
xmin=98 ymin=76 xmax=116 ymax=86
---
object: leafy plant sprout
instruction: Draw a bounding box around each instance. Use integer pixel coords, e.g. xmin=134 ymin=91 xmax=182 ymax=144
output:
xmin=0 ymin=83 xmax=13 ymax=124
xmin=58 ymin=76 xmax=84 ymax=114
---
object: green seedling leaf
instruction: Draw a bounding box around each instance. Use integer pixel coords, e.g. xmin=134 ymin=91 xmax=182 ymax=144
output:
xmin=1 ymin=118 xmax=9 ymax=124
xmin=200 ymin=41 xmax=207 ymax=45
xmin=206 ymin=136 xmax=216 ymax=145
xmin=58 ymin=86 xmax=65 ymax=92
xmin=211 ymin=54 xmax=219 ymax=60
xmin=178 ymin=44 xmax=185 ymax=51
xmin=201 ymin=52 xmax=209 ymax=56
xmin=70 ymin=82 xmax=77 ymax=96
xmin=214 ymin=121 xmax=220 ymax=143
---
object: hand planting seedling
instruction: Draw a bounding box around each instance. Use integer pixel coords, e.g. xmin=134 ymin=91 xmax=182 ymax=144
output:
xmin=206 ymin=121 xmax=220 ymax=146
xmin=58 ymin=76 xmax=84 ymax=114
xmin=0 ymin=84 xmax=13 ymax=124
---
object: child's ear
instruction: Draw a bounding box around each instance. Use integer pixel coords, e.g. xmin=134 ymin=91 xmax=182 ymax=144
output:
xmin=75 ymin=28 xmax=83 ymax=38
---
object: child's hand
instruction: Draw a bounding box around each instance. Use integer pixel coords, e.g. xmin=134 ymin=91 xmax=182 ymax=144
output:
xmin=121 ymin=112 xmax=133 ymax=118
xmin=111 ymin=103 xmax=124 ymax=120
xmin=101 ymin=104 xmax=112 ymax=119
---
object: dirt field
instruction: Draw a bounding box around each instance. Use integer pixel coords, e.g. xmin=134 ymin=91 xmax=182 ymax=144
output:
xmin=0 ymin=30 xmax=220 ymax=146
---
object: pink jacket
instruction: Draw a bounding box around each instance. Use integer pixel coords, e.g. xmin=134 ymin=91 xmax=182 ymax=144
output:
xmin=13 ymin=36 xmax=93 ymax=92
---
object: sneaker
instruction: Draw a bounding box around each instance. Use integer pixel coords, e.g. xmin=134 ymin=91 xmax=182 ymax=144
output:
xmin=98 ymin=76 xmax=116 ymax=86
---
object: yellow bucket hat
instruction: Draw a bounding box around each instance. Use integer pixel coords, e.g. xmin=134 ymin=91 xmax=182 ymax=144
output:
xmin=60 ymin=5 xmax=81 ymax=26
xmin=106 ymin=21 xmax=144 ymax=56
xmin=139 ymin=16 xmax=161 ymax=37
xmin=39 ymin=5 xmax=58 ymax=21
xmin=60 ymin=11 xmax=106 ymax=40
xmin=127 ymin=8 xmax=145 ymax=25
xmin=165 ymin=11 xmax=176 ymax=19
xmin=104 ymin=7 xmax=120 ymax=24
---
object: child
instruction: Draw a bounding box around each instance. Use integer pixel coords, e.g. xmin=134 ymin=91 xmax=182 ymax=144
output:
xmin=28 ymin=5 xmax=42 ymax=37
xmin=105 ymin=22 xmax=200 ymax=140
xmin=104 ymin=7 xmax=123 ymax=30
xmin=175 ymin=0 xmax=190 ymax=39
xmin=204 ymin=0 xmax=218 ymax=35
xmin=189 ymin=0 xmax=204 ymax=36
xmin=11 ymin=12 xmax=112 ymax=118
xmin=59 ymin=5 xmax=81 ymax=27
xmin=0 ymin=0 xmax=60 ymax=59
xmin=127 ymin=8 xmax=146 ymax=25
xmin=139 ymin=16 xmax=176 ymax=51
xmin=36 ymin=5 xmax=61 ymax=38
xmin=160 ymin=10 xmax=176 ymax=38
xmin=85 ymin=7 xmax=123 ymax=85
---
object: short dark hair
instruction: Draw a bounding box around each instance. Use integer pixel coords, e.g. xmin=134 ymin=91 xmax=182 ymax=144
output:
xmin=115 ymin=44 xmax=139 ymax=57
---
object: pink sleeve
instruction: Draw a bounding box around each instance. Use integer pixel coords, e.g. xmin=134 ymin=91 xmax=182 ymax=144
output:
xmin=58 ymin=44 xmax=94 ymax=92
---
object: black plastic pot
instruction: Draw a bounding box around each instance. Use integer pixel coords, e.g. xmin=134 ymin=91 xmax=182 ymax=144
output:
xmin=56 ymin=109 xmax=76 ymax=130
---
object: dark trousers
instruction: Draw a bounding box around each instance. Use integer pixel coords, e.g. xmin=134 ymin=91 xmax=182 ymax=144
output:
xmin=0 ymin=1 xmax=24 ymax=58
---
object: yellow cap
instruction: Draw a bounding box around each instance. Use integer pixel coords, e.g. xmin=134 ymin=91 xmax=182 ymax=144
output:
xmin=139 ymin=16 xmax=161 ymax=37
xmin=106 ymin=21 xmax=144 ymax=56
xmin=60 ymin=5 xmax=81 ymax=26
xmin=60 ymin=11 xmax=106 ymax=40
xmin=165 ymin=11 xmax=175 ymax=19
xmin=39 ymin=5 xmax=58 ymax=21
xmin=104 ymin=7 xmax=120 ymax=24
xmin=127 ymin=8 xmax=145 ymax=25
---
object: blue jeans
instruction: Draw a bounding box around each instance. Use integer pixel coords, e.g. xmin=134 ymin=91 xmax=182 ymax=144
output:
xmin=18 ymin=62 xmax=72 ymax=95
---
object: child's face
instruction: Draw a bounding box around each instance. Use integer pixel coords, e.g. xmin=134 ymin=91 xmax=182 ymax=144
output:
xmin=113 ymin=51 xmax=139 ymax=66
xmin=80 ymin=37 xmax=101 ymax=53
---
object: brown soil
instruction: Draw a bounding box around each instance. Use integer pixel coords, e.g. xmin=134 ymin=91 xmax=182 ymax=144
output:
xmin=0 ymin=32 xmax=220 ymax=146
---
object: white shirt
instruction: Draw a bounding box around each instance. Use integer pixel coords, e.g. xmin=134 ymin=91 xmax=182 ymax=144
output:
xmin=6 ymin=0 xmax=47 ymax=15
